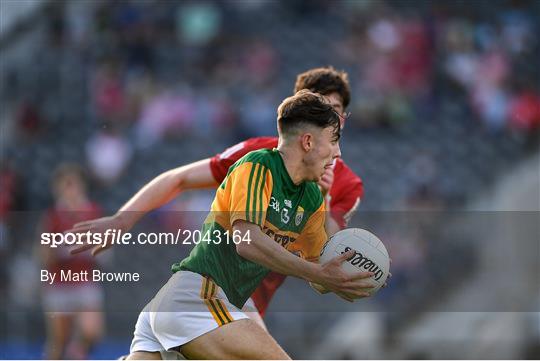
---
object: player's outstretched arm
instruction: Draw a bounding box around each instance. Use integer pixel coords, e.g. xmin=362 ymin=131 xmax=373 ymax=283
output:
xmin=69 ymin=159 xmax=218 ymax=256
xmin=234 ymin=221 xmax=374 ymax=301
xmin=116 ymin=158 xmax=218 ymax=227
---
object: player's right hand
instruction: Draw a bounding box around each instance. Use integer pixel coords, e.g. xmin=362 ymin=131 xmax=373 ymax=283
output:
xmin=318 ymin=167 xmax=334 ymax=197
xmin=66 ymin=214 xmax=128 ymax=256
xmin=315 ymin=249 xmax=375 ymax=302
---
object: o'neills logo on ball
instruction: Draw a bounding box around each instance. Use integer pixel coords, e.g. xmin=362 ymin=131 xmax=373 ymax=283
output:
xmin=340 ymin=245 xmax=384 ymax=281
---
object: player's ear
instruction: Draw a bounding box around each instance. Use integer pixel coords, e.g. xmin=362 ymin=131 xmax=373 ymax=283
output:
xmin=300 ymin=132 xmax=313 ymax=152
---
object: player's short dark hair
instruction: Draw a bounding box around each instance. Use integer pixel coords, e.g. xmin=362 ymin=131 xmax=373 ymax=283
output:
xmin=294 ymin=66 xmax=351 ymax=109
xmin=277 ymin=90 xmax=341 ymax=139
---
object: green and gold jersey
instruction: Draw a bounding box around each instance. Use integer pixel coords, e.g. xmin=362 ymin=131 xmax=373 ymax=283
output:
xmin=172 ymin=148 xmax=326 ymax=308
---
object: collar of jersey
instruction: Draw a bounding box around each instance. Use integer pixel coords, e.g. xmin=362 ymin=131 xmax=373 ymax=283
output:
xmin=273 ymin=148 xmax=303 ymax=190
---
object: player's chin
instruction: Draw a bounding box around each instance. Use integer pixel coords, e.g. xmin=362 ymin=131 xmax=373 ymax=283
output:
xmin=309 ymin=173 xmax=321 ymax=184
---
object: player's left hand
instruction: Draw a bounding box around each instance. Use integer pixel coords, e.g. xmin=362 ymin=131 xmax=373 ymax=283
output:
xmin=65 ymin=214 xmax=127 ymax=256
xmin=318 ymin=167 xmax=334 ymax=197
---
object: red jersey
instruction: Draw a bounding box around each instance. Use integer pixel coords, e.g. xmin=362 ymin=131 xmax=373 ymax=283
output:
xmin=210 ymin=137 xmax=363 ymax=316
xmin=42 ymin=202 xmax=102 ymax=286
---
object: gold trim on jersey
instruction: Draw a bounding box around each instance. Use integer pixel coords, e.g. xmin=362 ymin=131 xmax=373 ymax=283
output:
xmin=209 ymin=162 xmax=273 ymax=229
xmin=200 ymin=276 xmax=233 ymax=327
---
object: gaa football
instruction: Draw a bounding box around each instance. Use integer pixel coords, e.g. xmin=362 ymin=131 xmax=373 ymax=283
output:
xmin=320 ymin=228 xmax=390 ymax=294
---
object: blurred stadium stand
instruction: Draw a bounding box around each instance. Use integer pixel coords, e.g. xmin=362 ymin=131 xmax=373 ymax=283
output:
xmin=0 ymin=0 xmax=46 ymax=39
xmin=1 ymin=0 xmax=539 ymax=359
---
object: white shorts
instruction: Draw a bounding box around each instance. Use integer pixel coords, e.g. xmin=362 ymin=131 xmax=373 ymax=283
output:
xmin=130 ymin=271 xmax=249 ymax=355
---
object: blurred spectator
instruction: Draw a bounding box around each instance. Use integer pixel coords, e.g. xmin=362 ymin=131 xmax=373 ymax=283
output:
xmin=508 ymin=88 xmax=540 ymax=132
xmin=0 ymin=159 xmax=22 ymax=221
xmin=0 ymin=158 xmax=22 ymax=297
xmin=38 ymin=164 xmax=104 ymax=359
xmin=500 ymin=5 xmax=535 ymax=55
xmin=349 ymin=14 xmax=432 ymax=129
xmin=242 ymin=39 xmax=279 ymax=86
xmin=124 ymin=69 xmax=158 ymax=125
xmin=508 ymin=86 xmax=540 ymax=149
xmin=402 ymin=152 xmax=448 ymax=210
xmin=91 ymin=62 xmax=126 ymax=124
xmin=86 ymin=125 xmax=133 ymax=185
xmin=15 ymin=100 xmax=45 ymax=139
xmin=441 ymin=11 xmax=538 ymax=136
xmin=443 ymin=19 xmax=477 ymax=90
xmin=470 ymin=49 xmax=510 ymax=131
xmin=176 ymin=2 xmax=221 ymax=46
xmin=238 ymin=89 xmax=278 ymax=138
xmin=134 ymin=86 xmax=196 ymax=148
xmin=365 ymin=16 xmax=432 ymax=95
xmin=192 ymin=92 xmax=236 ymax=139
